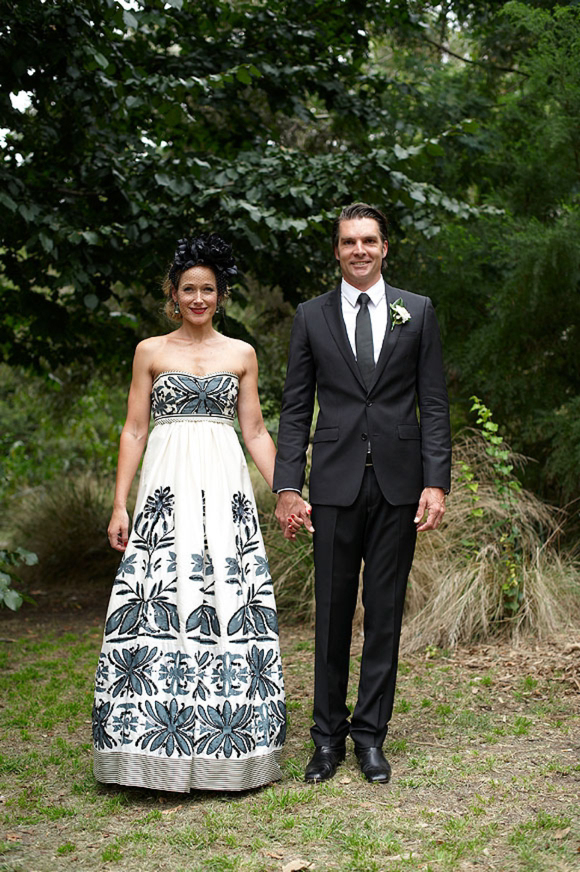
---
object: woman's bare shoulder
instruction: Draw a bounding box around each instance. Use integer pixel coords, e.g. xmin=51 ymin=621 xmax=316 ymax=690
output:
xmin=136 ymin=335 xmax=171 ymax=353
xmin=133 ymin=335 xmax=172 ymax=373
xmin=222 ymin=337 xmax=257 ymax=374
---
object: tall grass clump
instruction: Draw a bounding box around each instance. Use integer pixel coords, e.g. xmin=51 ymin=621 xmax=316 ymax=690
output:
xmin=251 ymin=465 xmax=316 ymax=623
xmin=259 ymin=398 xmax=580 ymax=646
xmin=403 ymin=398 xmax=580 ymax=652
xmin=9 ymin=475 xmax=121 ymax=590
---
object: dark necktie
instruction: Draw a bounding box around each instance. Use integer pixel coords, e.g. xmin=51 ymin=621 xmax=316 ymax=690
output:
xmin=355 ymin=293 xmax=375 ymax=388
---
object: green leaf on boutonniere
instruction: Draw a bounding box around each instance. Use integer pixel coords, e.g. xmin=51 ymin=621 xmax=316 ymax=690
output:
xmin=390 ymin=298 xmax=412 ymax=331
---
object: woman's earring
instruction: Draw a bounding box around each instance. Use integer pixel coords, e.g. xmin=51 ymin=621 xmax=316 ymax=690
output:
xmin=174 ymin=300 xmax=180 ymax=315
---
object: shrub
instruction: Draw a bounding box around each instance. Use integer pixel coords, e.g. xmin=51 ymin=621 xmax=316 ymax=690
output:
xmin=0 ymin=547 xmax=38 ymax=610
xmin=260 ymin=400 xmax=580 ymax=648
xmin=403 ymin=430 xmax=580 ymax=652
xmin=9 ymin=475 xmax=121 ymax=590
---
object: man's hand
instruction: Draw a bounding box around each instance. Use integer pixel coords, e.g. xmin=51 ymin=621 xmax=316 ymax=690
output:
xmin=414 ymin=487 xmax=446 ymax=532
xmin=275 ymin=491 xmax=314 ymax=540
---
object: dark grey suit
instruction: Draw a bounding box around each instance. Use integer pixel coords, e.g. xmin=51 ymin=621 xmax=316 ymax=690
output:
xmin=274 ymin=281 xmax=451 ymax=747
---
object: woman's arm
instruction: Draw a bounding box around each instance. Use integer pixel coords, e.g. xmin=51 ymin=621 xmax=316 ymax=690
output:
xmin=237 ymin=346 xmax=277 ymax=489
xmin=107 ymin=341 xmax=154 ymax=551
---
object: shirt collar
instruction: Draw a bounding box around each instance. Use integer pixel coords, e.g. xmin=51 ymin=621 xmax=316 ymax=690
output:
xmin=341 ymin=276 xmax=385 ymax=308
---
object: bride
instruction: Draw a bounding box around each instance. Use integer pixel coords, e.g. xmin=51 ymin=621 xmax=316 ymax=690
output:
xmin=93 ymin=235 xmax=298 ymax=792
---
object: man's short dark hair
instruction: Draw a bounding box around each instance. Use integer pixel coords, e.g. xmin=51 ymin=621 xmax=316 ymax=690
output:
xmin=332 ymin=203 xmax=389 ymax=251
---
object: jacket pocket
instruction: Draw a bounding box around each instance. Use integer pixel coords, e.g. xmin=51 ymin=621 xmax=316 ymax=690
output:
xmin=313 ymin=427 xmax=339 ymax=443
xmin=398 ymin=425 xmax=421 ymax=440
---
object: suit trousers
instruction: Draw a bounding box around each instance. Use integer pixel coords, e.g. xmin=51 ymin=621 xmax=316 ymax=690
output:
xmin=310 ymin=466 xmax=417 ymax=749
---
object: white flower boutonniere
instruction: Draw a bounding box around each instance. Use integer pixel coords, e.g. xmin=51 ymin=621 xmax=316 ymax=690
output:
xmin=390 ymin=298 xmax=412 ymax=331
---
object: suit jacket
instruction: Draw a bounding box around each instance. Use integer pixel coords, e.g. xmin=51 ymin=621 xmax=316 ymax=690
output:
xmin=273 ymin=281 xmax=451 ymax=506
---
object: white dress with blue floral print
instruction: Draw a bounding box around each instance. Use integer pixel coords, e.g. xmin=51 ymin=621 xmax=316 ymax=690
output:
xmin=93 ymin=372 xmax=285 ymax=792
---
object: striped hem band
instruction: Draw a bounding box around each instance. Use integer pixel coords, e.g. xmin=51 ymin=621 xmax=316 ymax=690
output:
xmin=94 ymin=749 xmax=283 ymax=793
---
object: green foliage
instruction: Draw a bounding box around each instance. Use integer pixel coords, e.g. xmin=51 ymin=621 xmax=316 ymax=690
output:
xmin=0 ymin=364 xmax=126 ymax=506
xmin=1 ymin=0 xmax=579 ymax=503
xmin=0 ymin=546 xmax=37 ymax=610
xmin=57 ymin=842 xmax=76 ymax=855
xmin=469 ymin=397 xmax=523 ymax=615
xmin=0 ymin=0 xmax=485 ymax=375
xmin=402 ymin=3 xmax=580 ymax=502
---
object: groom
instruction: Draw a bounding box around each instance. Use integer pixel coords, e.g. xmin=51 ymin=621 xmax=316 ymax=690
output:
xmin=274 ymin=203 xmax=451 ymax=784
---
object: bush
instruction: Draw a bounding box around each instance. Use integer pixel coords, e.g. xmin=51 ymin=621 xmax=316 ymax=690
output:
xmin=403 ymin=431 xmax=580 ymax=652
xmin=0 ymin=364 xmax=126 ymax=511
xmin=0 ymin=547 xmax=38 ymax=610
xmin=260 ymin=401 xmax=580 ymax=648
xmin=9 ymin=475 xmax=121 ymax=590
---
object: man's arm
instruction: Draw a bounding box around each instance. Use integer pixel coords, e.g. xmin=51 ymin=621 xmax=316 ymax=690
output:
xmin=415 ymin=298 xmax=452 ymax=531
xmin=273 ymin=304 xmax=317 ymax=535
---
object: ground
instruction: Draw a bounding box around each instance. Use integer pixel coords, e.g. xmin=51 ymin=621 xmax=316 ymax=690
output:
xmin=0 ymin=588 xmax=579 ymax=872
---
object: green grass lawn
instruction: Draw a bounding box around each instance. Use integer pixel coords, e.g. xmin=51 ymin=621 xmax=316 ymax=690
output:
xmin=0 ymin=617 xmax=578 ymax=872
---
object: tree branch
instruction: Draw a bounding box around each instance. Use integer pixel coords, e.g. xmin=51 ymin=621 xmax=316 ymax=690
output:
xmin=422 ymin=35 xmax=529 ymax=78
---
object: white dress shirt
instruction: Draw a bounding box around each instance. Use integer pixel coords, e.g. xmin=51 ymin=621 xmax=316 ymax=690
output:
xmin=341 ymin=276 xmax=387 ymax=363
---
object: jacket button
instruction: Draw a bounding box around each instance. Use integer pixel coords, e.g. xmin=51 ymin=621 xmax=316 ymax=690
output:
xmin=361 ymin=433 xmax=368 ymax=441
xmin=366 ymin=400 xmax=373 ymax=407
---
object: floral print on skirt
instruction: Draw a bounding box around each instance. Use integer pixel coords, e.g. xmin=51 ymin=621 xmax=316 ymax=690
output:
xmin=93 ymin=372 xmax=285 ymax=792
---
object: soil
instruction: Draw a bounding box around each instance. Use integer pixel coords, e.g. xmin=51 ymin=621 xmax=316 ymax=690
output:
xmin=1 ymin=589 xmax=579 ymax=872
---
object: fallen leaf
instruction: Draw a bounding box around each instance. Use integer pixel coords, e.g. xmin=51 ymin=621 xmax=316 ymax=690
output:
xmin=553 ymin=828 xmax=570 ymax=839
xmin=282 ymin=860 xmax=311 ymax=872
xmin=563 ymin=643 xmax=580 ymax=654
xmin=161 ymin=804 xmax=183 ymax=815
xmin=5 ymin=833 xmax=21 ymax=842
xmin=339 ymin=776 xmax=352 ymax=784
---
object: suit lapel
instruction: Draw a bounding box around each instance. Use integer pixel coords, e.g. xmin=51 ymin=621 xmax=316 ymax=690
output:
xmin=367 ymin=281 xmax=401 ymax=393
xmin=322 ymin=287 xmax=366 ymax=390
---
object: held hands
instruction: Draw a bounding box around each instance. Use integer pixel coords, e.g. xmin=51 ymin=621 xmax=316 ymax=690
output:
xmin=108 ymin=506 xmax=130 ymax=552
xmin=275 ymin=491 xmax=314 ymax=541
xmin=414 ymin=487 xmax=446 ymax=532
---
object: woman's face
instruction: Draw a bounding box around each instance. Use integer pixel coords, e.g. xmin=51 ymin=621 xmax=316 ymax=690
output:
xmin=173 ymin=265 xmax=218 ymax=324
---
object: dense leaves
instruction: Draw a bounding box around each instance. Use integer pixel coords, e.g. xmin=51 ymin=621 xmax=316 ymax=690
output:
xmin=1 ymin=0 xmax=579 ymax=501
xmin=403 ymin=3 xmax=580 ymax=499
xmin=0 ymin=0 xmax=431 ymax=368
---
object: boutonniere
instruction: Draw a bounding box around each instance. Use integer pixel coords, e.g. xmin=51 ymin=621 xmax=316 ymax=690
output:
xmin=390 ymin=298 xmax=412 ymax=331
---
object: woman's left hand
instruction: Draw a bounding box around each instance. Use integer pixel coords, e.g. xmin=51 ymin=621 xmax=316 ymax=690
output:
xmin=284 ymin=502 xmax=312 ymax=540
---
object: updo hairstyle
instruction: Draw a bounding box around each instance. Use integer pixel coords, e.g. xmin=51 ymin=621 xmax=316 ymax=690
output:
xmin=163 ymin=233 xmax=238 ymax=322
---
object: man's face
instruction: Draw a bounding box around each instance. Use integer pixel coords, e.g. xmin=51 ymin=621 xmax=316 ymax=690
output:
xmin=334 ymin=217 xmax=388 ymax=291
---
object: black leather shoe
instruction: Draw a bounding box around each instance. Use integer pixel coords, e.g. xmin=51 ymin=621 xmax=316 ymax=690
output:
xmin=354 ymin=746 xmax=391 ymax=783
xmin=304 ymin=745 xmax=346 ymax=783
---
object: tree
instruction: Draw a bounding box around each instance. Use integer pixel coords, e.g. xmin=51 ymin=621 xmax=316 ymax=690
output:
xmin=3 ymin=0 xmax=578 ymax=502
xmin=0 ymin=0 xmax=477 ymax=372
xmin=377 ymin=2 xmax=580 ymax=501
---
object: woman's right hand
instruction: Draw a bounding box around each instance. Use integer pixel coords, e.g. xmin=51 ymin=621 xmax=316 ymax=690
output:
xmin=108 ymin=507 xmax=130 ymax=552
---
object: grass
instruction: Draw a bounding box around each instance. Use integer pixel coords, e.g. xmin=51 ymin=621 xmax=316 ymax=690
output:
xmin=255 ymin=432 xmax=580 ymax=653
xmin=402 ymin=433 xmax=580 ymax=651
xmin=0 ymin=617 xmax=578 ymax=872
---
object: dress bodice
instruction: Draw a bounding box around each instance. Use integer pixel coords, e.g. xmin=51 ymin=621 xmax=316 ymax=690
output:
xmin=151 ymin=371 xmax=239 ymax=424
